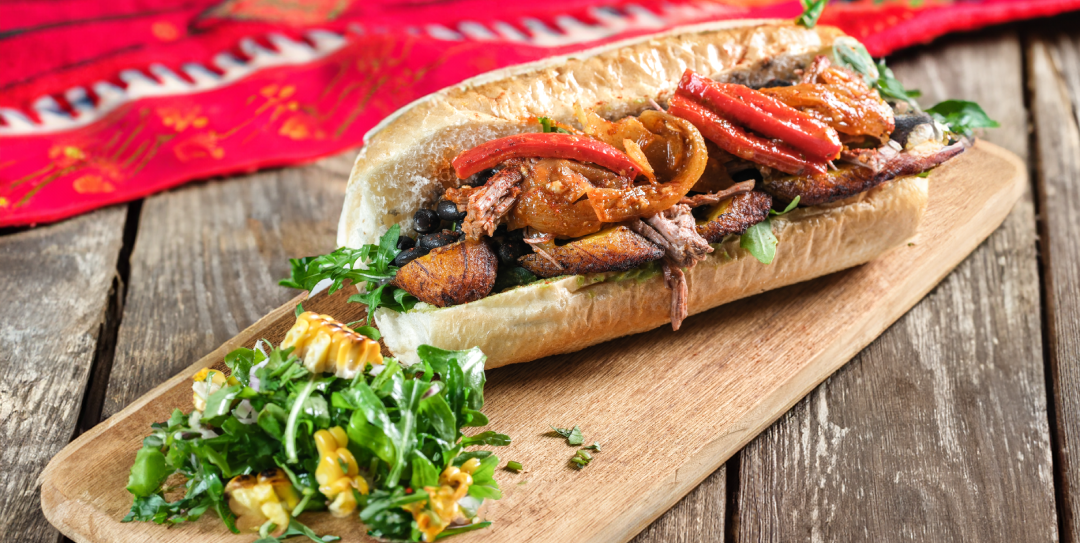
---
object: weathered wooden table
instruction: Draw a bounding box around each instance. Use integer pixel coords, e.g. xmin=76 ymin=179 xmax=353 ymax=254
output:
xmin=4 ymin=19 xmax=1079 ymax=543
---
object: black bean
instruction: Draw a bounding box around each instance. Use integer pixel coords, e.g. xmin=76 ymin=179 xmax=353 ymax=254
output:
xmin=436 ymin=199 xmax=466 ymax=222
xmin=414 ymin=208 xmax=440 ymax=234
xmin=396 ymin=235 xmax=416 ymax=250
xmin=393 ymin=247 xmax=427 ymax=267
xmin=463 ymin=168 xmax=496 ymax=187
xmin=497 ymin=239 xmax=528 ymax=265
xmin=419 ymin=230 xmax=459 ymax=250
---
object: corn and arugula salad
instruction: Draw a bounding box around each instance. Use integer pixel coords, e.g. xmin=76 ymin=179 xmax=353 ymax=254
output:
xmin=123 ymin=312 xmax=510 ymax=542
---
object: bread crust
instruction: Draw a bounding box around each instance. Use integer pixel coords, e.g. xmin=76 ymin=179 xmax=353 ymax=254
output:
xmin=339 ymin=20 xmax=925 ymax=368
xmin=376 ymin=175 xmax=927 ymax=368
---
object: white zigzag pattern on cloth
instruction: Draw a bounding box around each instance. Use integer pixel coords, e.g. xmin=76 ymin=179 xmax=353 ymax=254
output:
xmin=0 ymin=1 xmax=734 ymax=136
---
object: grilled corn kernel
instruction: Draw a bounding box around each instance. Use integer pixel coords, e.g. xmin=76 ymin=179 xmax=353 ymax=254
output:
xmin=313 ymin=426 xmax=369 ymax=517
xmin=191 ymin=368 xmax=239 ymax=411
xmin=402 ymin=458 xmax=484 ymax=542
xmin=224 ymin=469 xmax=298 ymax=535
xmin=281 ymin=312 xmax=383 ymax=379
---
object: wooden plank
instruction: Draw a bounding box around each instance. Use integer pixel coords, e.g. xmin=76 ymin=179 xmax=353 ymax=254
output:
xmin=633 ymin=469 xmax=726 ymax=543
xmin=736 ymin=31 xmax=1058 ymax=541
xmin=1030 ymin=28 xmax=1080 ymax=543
xmin=99 ymin=153 xmax=352 ymax=421
xmin=0 ymin=207 xmax=126 ymax=543
xmin=40 ymin=141 xmax=1026 ymax=543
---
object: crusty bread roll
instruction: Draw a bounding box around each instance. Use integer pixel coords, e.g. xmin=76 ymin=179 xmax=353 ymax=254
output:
xmin=337 ymin=20 xmax=928 ymax=369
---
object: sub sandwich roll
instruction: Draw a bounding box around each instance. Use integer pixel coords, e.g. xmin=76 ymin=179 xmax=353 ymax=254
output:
xmin=331 ymin=21 xmax=962 ymax=369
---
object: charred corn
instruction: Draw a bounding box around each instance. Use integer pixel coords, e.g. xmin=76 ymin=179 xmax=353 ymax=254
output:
xmin=191 ymin=368 xmax=239 ymax=411
xmin=281 ymin=312 xmax=382 ymax=379
xmin=314 ymin=426 xmax=369 ymax=517
xmin=401 ymin=457 xmax=483 ymax=542
xmin=224 ymin=469 xmax=300 ymax=535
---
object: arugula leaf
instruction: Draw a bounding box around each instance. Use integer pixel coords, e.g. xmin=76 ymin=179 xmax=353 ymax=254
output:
xmin=436 ymin=522 xmax=493 ymax=539
xmin=874 ymin=60 xmax=922 ymax=107
xmin=410 ymin=450 xmax=440 ymax=489
xmin=461 ymin=431 xmax=512 ymax=447
xmin=349 ymin=323 xmax=381 ymax=341
xmin=253 ymin=519 xmax=341 ymax=543
xmin=795 ymin=0 xmax=827 ymax=29
xmin=831 ymin=37 xmax=878 ymax=86
xmin=280 ymin=225 xmax=417 ymax=323
xmin=741 ymin=196 xmax=800 ymax=265
xmin=551 ymin=425 xmax=584 ymax=445
xmin=925 ymin=100 xmax=1000 ymax=137
xmin=831 ymin=38 xmax=921 ymax=107
xmin=126 ymin=447 xmax=167 ymax=497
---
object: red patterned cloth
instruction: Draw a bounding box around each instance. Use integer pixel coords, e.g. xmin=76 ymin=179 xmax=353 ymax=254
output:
xmin=1 ymin=0 xmax=1075 ymax=226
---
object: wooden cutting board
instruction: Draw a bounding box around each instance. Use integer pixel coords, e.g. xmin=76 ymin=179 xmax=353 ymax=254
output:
xmin=41 ymin=140 xmax=1024 ymax=543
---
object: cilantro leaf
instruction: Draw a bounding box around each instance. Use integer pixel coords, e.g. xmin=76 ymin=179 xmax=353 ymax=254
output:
xmin=795 ymin=0 xmax=827 ymax=29
xmin=925 ymin=100 xmax=1000 ymax=137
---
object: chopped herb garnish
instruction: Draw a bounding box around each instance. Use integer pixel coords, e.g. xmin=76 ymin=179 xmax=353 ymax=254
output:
xmin=795 ymin=0 xmax=827 ymax=29
xmin=570 ymin=450 xmax=593 ymax=468
xmin=348 ymin=323 xmax=382 ymax=341
xmin=538 ymin=116 xmax=571 ymax=134
xmin=506 ymin=461 xmax=523 ymax=472
xmin=925 ymin=100 xmax=1000 ymax=137
xmin=584 ymin=442 xmax=601 ymax=452
xmin=551 ymin=425 xmax=584 ymax=445
xmin=279 ymin=225 xmax=417 ymax=324
xmin=741 ymin=196 xmax=799 ymax=265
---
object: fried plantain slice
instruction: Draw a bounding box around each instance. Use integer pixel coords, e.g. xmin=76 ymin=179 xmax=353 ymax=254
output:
xmin=695 ymin=191 xmax=773 ymax=243
xmin=392 ymin=239 xmax=497 ymax=307
xmin=760 ymin=142 xmax=964 ymax=206
xmin=519 ymin=226 xmax=663 ymax=278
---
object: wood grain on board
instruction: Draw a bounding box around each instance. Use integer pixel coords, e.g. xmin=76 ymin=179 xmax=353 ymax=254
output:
xmin=39 ymin=141 xmax=1026 ymax=543
xmin=1030 ymin=29 xmax=1080 ymax=543
xmin=736 ymin=31 xmax=1058 ymax=542
xmin=99 ymin=154 xmax=351 ymax=421
xmin=0 ymin=207 xmax=126 ymax=543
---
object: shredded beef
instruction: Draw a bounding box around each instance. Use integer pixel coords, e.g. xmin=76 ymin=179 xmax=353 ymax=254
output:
xmin=678 ymin=180 xmax=757 ymax=208
xmin=459 ymin=158 xmax=532 ymax=239
xmin=662 ymin=261 xmax=689 ymax=331
xmin=627 ymin=204 xmax=712 ymax=330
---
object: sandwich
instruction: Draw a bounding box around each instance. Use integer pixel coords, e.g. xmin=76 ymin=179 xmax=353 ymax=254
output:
xmin=283 ymin=21 xmax=987 ymax=369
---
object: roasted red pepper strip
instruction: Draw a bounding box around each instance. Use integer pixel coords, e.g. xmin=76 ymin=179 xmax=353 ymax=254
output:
xmin=452 ymin=133 xmax=642 ymax=180
xmin=669 ymin=94 xmax=827 ymax=176
xmin=678 ymin=70 xmax=842 ymax=161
